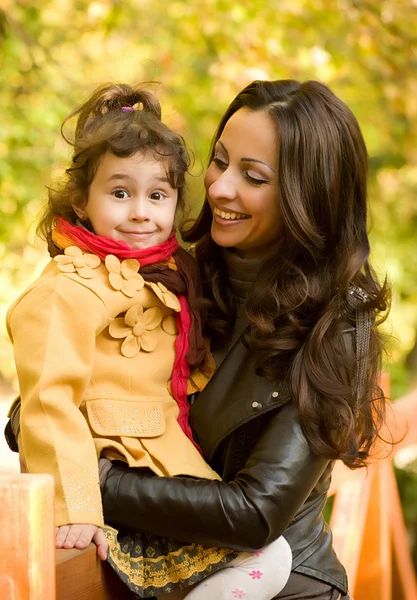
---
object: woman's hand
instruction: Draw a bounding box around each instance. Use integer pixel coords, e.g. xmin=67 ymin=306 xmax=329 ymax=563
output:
xmin=55 ymin=523 xmax=108 ymax=561
xmin=98 ymin=457 xmax=113 ymax=490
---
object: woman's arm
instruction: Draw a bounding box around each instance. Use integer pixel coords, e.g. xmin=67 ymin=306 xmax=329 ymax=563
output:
xmin=102 ymin=401 xmax=329 ymax=552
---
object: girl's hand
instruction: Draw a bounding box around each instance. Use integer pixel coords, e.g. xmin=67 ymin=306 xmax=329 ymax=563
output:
xmin=55 ymin=524 xmax=108 ymax=561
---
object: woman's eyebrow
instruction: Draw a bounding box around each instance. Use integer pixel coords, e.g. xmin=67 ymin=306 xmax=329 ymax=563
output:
xmin=241 ymin=158 xmax=276 ymax=173
xmin=216 ymin=140 xmax=228 ymax=154
xmin=217 ymin=140 xmax=276 ymax=173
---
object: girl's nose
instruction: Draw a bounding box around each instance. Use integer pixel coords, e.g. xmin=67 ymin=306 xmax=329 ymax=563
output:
xmin=129 ymin=200 xmax=149 ymax=221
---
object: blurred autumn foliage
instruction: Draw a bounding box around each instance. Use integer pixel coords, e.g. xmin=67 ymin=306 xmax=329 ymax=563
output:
xmin=1 ymin=0 xmax=417 ymax=394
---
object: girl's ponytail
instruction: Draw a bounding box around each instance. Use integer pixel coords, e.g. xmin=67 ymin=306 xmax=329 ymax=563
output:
xmin=62 ymin=83 xmax=163 ymax=143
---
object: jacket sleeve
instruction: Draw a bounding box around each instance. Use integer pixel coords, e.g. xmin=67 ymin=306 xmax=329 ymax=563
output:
xmin=7 ymin=275 xmax=106 ymax=527
xmin=102 ymin=401 xmax=329 ymax=551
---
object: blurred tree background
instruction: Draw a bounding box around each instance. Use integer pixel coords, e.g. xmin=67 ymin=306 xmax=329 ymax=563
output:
xmin=1 ymin=0 xmax=417 ymax=558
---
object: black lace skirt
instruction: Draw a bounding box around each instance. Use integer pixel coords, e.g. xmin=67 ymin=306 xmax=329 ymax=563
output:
xmin=105 ymin=525 xmax=238 ymax=598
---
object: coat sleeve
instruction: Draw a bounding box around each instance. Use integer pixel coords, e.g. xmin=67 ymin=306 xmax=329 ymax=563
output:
xmin=7 ymin=275 xmax=106 ymax=527
xmin=102 ymin=401 xmax=329 ymax=551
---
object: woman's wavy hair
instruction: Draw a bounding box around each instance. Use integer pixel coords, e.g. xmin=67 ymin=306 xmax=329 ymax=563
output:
xmin=182 ymin=79 xmax=391 ymax=469
xmin=37 ymin=82 xmax=191 ymax=240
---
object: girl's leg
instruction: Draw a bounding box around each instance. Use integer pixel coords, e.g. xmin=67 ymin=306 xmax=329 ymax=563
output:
xmin=158 ymin=592 xmax=188 ymax=599
xmin=183 ymin=536 xmax=292 ymax=600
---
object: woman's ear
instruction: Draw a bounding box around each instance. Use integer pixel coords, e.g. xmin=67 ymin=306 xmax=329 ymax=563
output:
xmin=72 ymin=204 xmax=86 ymax=220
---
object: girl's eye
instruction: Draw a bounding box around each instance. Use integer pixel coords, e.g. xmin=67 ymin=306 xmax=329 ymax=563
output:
xmin=150 ymin=191 xmax=166 ymax=201
xmin=212 ymin=156 xmax=228 ymax=170
xmin=245 ymin=172 xmax=268 ymax=185
xmin=113 ymin=189 xmax=129 ymax=199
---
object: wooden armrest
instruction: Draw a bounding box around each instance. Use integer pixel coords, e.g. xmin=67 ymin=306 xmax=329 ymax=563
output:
xmin=56 ymin=543 xmax=134 ymax=599
xmin=0 ymin=473 xmax=55 ymax=599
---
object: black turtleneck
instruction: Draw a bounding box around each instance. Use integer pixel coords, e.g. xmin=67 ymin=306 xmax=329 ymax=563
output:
xmin=211 ymin=249 xmax=261 ymax=367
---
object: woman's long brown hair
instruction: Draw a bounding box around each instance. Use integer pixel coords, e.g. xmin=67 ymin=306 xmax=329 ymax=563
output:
xmin=183 ymin=80 xmax=390 ymax=469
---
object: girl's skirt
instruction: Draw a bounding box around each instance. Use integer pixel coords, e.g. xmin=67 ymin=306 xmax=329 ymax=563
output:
xmin=104 ymin=525 xmax=238 ymax=598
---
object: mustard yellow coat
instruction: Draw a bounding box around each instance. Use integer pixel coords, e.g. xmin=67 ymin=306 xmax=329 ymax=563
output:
xmin=7 ymin=247 xmax=219 ymax=528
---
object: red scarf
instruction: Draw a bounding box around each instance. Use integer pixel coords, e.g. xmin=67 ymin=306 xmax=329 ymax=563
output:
xmin=53 ymin=216 xmax=179 ymax=264
xmin=52 ymin=217 xmax=203 ymax=451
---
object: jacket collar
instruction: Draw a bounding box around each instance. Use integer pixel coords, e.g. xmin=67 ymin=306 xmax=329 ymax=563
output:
xmin=190 ymin=335 xmax=291 ymax=462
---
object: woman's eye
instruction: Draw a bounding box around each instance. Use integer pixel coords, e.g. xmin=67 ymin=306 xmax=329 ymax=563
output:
xmin=212 ymin=156 xmax=228 ymax=169
xmin=150 ymin=191 xmax=165 ymax=201
xmin=245 ymin=172 xmax=268 ymax=185
xmin=113 ymin=189 xmax=129 ymax=199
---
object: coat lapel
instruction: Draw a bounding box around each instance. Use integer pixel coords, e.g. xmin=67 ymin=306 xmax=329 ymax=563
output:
xmin=190 ymin=335 xmax=292 ymax=462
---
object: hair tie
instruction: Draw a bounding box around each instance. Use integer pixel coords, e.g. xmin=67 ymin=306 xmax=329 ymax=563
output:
xmin=121 ymin=106 xmax=134 ymax=112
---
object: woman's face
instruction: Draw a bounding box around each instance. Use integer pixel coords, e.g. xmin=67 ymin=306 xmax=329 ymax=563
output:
xmin=204 ymin=108 xmax=281 ymax=258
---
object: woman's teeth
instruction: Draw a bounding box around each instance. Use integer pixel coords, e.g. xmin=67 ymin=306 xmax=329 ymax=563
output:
xmin=214 ymin=207 xmax=249 ymax=220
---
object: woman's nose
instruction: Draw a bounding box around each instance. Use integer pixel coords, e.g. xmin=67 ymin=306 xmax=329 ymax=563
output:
xmin=206 ymin=170 xmax=237 ymax=201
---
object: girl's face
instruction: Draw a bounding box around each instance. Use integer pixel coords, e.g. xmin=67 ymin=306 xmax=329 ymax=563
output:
xmin=204 ymin=108 xmax=281 ymax=258
xmin=76 ymin=151 xmax=178 ymax=250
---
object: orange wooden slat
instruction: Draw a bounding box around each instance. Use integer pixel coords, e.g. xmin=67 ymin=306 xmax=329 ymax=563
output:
xmin=389 ymin=391 xmax=417 ymax=452
xmin=0 ymin=575 xmax=14 ymax=600
xmin=388 ymin=463 xmax=417 ymax=600
xmin=330 ymin=468 xmax=370 ymax=591
xmin=0 ymin=473 xmax=55 ymax=600
xmin=328 ymin=461 xmax=354 ymax=497
xmin=353 ymin=462 xmax=392 ymax=600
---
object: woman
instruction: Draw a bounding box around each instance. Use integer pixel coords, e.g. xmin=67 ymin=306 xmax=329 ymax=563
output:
xmin=100 ymin=79 xmax=390 ymax=599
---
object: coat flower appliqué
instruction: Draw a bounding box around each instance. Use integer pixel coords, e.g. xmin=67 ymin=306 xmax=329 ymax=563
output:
xmin=109 ymin=304 xmax=162 ymax=357
xmin=54 ymin=246 xmax=101 ymax=278
xmin=146 ymin=281 xmax=181 ymax=311
xmin=161 ymin=315 xmax=177 ymax=335
xmin=105 ymin=255 xmax=144 ymax=297
xmin=163 ymin=256 xmax=178 ymax=272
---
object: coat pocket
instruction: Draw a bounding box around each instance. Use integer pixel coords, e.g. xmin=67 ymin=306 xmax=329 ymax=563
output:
xmin=85 ymin=399 xmax=166 ymax=438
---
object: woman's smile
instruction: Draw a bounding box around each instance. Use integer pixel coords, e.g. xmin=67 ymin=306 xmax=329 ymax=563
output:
xmin=212 ymin=206 xmax=251 ymax=222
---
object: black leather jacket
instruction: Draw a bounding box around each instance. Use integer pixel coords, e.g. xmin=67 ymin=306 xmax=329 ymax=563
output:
xmin=102 ymin=332 xmax=348 ymax=594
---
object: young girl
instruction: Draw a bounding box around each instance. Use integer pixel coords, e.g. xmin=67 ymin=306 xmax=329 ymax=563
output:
xmin=6 ymin=83 xmax=291 ymax=599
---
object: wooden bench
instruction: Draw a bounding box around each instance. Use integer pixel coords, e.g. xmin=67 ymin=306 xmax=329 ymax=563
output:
xmin=56 ymin=545 xmax=134 ymax=600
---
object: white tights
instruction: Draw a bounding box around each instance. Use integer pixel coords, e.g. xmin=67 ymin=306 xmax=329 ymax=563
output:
xmin=159 ymin=536 xmax=292 ymax=600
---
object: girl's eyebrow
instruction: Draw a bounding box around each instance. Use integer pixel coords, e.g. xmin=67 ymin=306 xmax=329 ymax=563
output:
xmin=217 ymin=140 xmax=276 ymax=173
xmin=106 ymin=173 xmax=133 ymax=182
xmin=106 ymin=174 xmax=171 ymax=183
